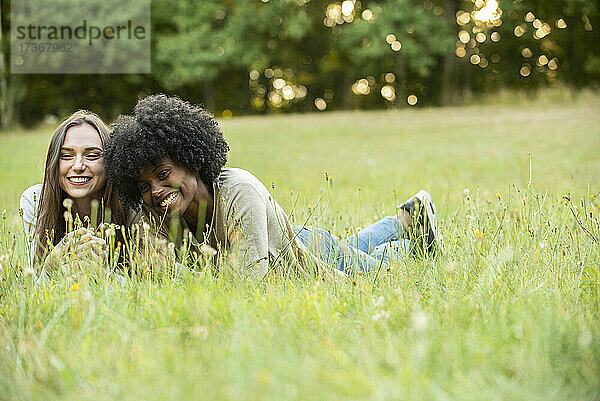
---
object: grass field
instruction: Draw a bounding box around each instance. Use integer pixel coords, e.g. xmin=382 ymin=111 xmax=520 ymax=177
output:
xmin=1 ymin=96 xmax=599 ymax=400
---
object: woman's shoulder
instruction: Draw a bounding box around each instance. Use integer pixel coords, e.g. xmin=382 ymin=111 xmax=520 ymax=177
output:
xmin=218 ymin=168 xmax=269 ymax=197
xmin=20 ymin=184 xmax=43 ymax=223
xmin=20 ymin=184 xmax=43 ymax=207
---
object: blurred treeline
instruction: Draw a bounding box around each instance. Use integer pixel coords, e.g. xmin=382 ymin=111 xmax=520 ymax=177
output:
xmin=0 ymin=0 xmax=598 ymax=128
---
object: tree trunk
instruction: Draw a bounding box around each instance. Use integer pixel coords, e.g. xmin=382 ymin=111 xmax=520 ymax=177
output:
xmin=441 ymin=0 xmax=459 ymax=106
xmin=0 ymin=2 xmax=12 ymax=128
xmin=203 ymin=79 xmax=216 ymax=113
xmin=394 ymin=52 xmax=406 ymax=108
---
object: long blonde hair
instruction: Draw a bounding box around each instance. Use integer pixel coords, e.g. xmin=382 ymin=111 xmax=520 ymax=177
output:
xmin=34 ymin=110 xmax=124 ymax=264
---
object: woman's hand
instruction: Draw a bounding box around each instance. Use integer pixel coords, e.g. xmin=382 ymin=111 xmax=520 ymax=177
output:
xmin=44 ymin=227 xmax=107 ymax=272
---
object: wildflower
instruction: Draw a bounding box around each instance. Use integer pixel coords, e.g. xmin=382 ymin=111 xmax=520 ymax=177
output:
xmin=71 ymin=283 xmax=79 ymax=291
xmin=35 ymin=321 xmax=42 ymax=330
xmin=444 ymin=261 xmax=457 ymax=275
xmin=200 ymin=243 xmax=217 ymax=256
xmin=372 ymin=310 xmax=390 ymax=321
xmin=23 ymin=266 xmax=35 ymax=276
xmin=579 ymin=331 xmax=592 ymax=348
xmin=463 ymin=188 xmax=470 ymax=197
xmin=411 ymin=311 xmax=429 ymax=332
xmin=496 ymin=192 xmax=501 ymax=200
xmin=192 ymin=325 xmax=209 ymax=339
xmin=62 ymin=198 xmax=74 ymax=209
xmin=372 ymin=295 xmax=385 ymax=308
xmin=63 ymin=211 xmax=73 ymax=221
xmin=105 ymin=227 xmax=116 ymax=238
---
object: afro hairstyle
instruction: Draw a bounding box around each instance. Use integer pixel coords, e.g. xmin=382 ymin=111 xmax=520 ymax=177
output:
xmin=104 ymin=94 xmax=229 ymax=210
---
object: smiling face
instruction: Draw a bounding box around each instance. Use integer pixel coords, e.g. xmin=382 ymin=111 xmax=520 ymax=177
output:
xmin=136 ymin=159 xmax=199 ymax=218
xmin=58 ymin=123 xmax=106 ymax=201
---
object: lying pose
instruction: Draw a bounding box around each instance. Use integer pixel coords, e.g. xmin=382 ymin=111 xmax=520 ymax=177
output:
xmin=105 ymin=94 xmax=440 ymax=279
xmin=20 ymin=111 xmax=125 ymax=269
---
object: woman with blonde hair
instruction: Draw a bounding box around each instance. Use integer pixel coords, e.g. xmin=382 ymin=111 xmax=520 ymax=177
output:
xmin=20 ymin=110 xmax=125 ymax=269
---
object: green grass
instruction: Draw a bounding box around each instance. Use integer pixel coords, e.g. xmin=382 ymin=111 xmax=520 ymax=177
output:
xmin=1 ymin=97 xmax=600 ymax=400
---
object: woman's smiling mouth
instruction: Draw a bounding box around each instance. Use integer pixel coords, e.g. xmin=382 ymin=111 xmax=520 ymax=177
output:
xmin=159 ymin=191 xmax=180 ymax=210
xmin=67 ymin=176 xmax=92 ymax=185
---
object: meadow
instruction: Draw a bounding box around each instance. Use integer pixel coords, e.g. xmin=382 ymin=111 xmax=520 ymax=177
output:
xmin=1 ymin=94 xmax=599 ymax=400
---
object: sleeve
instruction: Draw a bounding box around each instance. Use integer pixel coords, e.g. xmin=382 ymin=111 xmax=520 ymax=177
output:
xmin=20 ymin=184 xmax=43 ymax=267
xmin=223 ymin=183 xmax=270 ymax=279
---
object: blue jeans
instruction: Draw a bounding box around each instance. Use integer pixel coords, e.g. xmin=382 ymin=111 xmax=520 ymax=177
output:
xmin=294 ymin=216 xmax=410 ymax=273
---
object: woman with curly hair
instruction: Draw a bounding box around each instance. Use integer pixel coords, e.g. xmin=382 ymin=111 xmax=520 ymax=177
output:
xmin=20 ymin=111 xmax=125 ymax=269
xmin=105 ymin=94 xmax=439 ymax=279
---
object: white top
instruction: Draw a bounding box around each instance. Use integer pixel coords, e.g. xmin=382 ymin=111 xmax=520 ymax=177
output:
xmin=20 ymin=184 xmax=43 ymax=267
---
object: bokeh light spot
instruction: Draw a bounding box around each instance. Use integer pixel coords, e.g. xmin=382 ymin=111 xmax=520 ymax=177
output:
xmin=314 ymin=98 xmax=327 ymax=110
xmin=455 ymin=47 xmax=467 ymax=57
xmin=521 ymin=48 xmax=532 ymax=58
xmin=381 ymin=85 xmax=395 ymax=101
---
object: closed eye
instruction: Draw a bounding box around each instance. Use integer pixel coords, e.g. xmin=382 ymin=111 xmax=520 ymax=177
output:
xmin=86 ymin=152 xmax=102 ymax=160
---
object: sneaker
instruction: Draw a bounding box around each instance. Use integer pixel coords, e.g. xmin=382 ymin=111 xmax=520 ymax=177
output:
xmin=399 ymin=189 xmax=440 ymax=255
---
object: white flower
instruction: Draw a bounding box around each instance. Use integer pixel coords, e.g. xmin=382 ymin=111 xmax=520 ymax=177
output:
xmin=372 ymin=295 xmax=385 ymax=308
xmin=23 ymin=266 xmax=35 ymax=276
xmin=62 ymin=198 xmax=74 ymax=209
xmin=411 ymin=311 xmax=429 ymax=332
xmin=579 ymin=331 xmax=592 ymax=348
xmin=463 ymin=188 xmax=470 ymax=197
xmin=372 ymin=310 xmax=390 ymax=321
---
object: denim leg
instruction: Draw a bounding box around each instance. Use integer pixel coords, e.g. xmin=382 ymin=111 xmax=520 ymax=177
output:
xmin=371 ymin=239 xmax=411 ymax=265
xmin=295 ymin=225 xmax=391 ymax=273
xmin=346 ymin=216 xmax=404 ymax=254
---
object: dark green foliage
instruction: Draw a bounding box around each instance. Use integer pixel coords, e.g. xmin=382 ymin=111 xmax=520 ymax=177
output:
xmin=0 ymin=0 xmax=598 ymax=127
